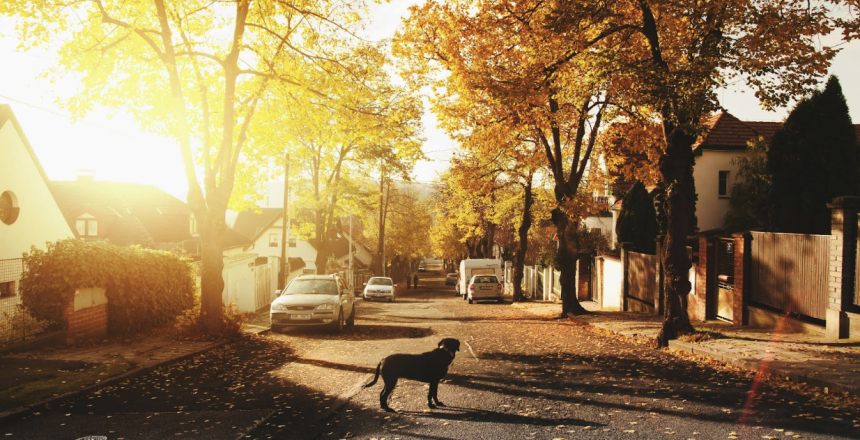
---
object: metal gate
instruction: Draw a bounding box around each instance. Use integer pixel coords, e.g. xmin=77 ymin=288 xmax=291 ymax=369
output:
xmin=715 ymin=239 xmax=734 ymax=322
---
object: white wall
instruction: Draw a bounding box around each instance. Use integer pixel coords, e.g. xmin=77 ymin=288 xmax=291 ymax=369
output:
xmin=600 ymin=256 xmax=623 ymax=311
xmin=0 ymin=119 xmax=75 ymax=259
xmin=694 ymin=150 xmax=741 ymax=231
xmin=222 ymin=255 xmax=256 ymax=313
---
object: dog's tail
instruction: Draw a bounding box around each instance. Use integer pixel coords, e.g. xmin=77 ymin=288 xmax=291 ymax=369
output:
xmin=364 ymin=361 xmax=382 ymax=388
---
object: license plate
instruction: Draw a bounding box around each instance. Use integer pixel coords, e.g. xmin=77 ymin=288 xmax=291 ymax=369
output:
xmin=291 ymin=314 xmax=312 ymax=320
xmin=480 ymin=285 xmax=492 ymax=290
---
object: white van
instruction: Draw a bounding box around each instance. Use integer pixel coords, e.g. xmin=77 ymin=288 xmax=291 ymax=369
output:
xmin=457 ymin=259 xmax=503 ymax=297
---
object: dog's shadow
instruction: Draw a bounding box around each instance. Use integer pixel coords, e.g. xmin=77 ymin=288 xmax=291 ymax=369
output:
xmin=395 ymin=406 xmax=598 ymax=428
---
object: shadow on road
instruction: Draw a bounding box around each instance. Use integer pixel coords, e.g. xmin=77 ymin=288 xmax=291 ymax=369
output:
xmin=402 ymin=406 xmax=598 ymax=427
xmin=278 ymin=324 xmax=434 ymax=341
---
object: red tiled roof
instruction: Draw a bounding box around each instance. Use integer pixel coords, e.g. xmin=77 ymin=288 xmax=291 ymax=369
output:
xmin=695 ymin=112 xmax=860 ymax=153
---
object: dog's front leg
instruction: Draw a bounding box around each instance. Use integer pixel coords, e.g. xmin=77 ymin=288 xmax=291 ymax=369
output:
xmin=427 ymin=381 xmax=445 ymax=408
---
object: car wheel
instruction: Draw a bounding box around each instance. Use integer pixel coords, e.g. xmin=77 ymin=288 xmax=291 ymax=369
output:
xmin=497 ymin=298 xmax=504 ymax=304
xmin=270 ymin=325 xmax=282 ymax=334
xmin=331 ymin=309 xmax=344 ymax=333
xmin=346 ymin=305 xmax=355 ymax=326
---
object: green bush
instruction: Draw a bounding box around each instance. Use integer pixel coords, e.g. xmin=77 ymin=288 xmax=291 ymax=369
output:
xmin=20 ymin=239 xmax=196 ymax=335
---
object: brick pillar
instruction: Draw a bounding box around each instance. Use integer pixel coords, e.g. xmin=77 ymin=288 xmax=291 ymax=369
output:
xmin=731 ymin=232 xmax=751 ymax=326
xmin=64 ymin=299 xmax=108 ymax=345
xmin=826 ymin=197 xmax=860 ymax=339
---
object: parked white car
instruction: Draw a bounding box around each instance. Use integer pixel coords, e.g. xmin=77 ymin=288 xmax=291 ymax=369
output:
xmin=363 ymin=276 xmax=396 ymax=302
xmin=466 ymin=275 xmax=504 ymax=304
xmin=270 ymin=275 xmax=355 ymax=333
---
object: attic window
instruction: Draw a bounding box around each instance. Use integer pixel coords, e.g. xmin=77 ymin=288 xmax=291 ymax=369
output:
xmin=0 ymin=191 xmax=19 ymax=225
xmin=76 ymin=213 xmax=98 ymax=237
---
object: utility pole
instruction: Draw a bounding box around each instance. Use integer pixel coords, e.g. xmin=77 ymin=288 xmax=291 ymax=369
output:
xmin=279 ymin=151 xmax=290 ymax=289
xmin=348 ymin=211 xmax=353 ymax=292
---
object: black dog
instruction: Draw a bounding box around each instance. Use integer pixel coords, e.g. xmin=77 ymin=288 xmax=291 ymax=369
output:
xmin=364 ymin=338 xmax=460 ymax=412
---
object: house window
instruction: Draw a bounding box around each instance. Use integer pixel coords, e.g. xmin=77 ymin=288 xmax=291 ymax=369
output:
xmin=75 ymin=214 xmax=98 ymax=237
xmin=269 ymin=233 xmax=279 ymax=247
xmin=289 ymin=237 xmax=296 ymax=247
xmin=718 ymin=171 xmax=730 ymax=197
xmin=0 ymin=281 xmax=15 ymax=298
xmin=189 ymin=215 xmax=198 ymax=235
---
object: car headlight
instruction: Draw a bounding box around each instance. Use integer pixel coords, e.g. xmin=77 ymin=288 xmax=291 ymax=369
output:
xmin=271 ymin=303 xmax=287 ymax=311
xmin=316 ymin=303 xmax=335 ymax=310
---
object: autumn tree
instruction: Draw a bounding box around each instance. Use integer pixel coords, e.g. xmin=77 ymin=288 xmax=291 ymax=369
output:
xmin=458 ymin=122 xmax=548 ymax=302
xmin=241 ymin=42 xmax=424 ymax=276
xmin=396 ymin=1 xmax=631 ymax=316
xmin=1 ymin=0 xmax=386 ymax=334
xmin=377 ymin=185 xmax=434 ymax=278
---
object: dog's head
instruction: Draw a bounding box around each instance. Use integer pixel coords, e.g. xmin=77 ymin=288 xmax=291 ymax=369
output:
xmin=438 ymin=338 xmax=460 ymax=356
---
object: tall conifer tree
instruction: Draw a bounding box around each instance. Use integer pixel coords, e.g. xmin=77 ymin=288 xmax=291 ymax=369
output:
xmin=768 ymin=76 xmax=859 ymax=234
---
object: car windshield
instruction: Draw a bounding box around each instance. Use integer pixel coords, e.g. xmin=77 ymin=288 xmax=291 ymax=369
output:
xmin=283 ymin=279 xmax=338 ymax=295
xmin=473 ymin=276 xmax=498 ymax=283
xmin=367 ymin=277 xmax=393 ymax=286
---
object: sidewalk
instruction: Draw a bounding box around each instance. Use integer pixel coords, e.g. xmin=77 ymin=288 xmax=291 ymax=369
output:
xmin=0 ymin=323 xmax=270 ymax=421
xmin=514 ymin=300 xmax=860 ymax=397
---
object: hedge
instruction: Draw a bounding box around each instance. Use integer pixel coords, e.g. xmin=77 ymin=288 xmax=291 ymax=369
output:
xmin=20 ymin=239 xmax=196 ymax=335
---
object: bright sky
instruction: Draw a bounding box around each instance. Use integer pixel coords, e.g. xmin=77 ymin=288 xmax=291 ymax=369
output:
xmin=1 ymin=2 xmax=859 ymax=201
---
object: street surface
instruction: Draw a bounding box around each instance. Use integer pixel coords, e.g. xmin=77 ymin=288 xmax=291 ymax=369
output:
xmin=3 ymin=272 xmax=860 ymax=439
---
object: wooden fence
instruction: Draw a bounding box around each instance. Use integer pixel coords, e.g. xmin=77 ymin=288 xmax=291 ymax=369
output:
xmin=749 ymin=231 xmax=829 ymax=321
xmin=627 ymin=252 xmax=658 ymax=305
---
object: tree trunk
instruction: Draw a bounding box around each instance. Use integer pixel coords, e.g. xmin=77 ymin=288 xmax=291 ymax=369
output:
xmin=198 ymin=209 xmax=226 ymax=334
xmin=554 ymin=209 xmax=587 ymax=316
xmin=655 ymin=121 xmax=697 ymax=347
xmin=513 ymin=179 xmax=534 ymax=302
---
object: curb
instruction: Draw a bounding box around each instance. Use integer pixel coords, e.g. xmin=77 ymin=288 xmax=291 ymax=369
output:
xmin=0 ymin=334 xmax=248 ymax=422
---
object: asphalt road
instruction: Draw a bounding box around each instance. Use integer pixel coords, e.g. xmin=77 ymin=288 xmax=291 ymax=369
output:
xmin=3 ymin=272 xmax=860 ymax=439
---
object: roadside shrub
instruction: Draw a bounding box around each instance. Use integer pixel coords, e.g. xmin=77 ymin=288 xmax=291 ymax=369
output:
xmin=20 ymin=239 xmax=196 ymax=335
xmin=173 ymin=295 xmax=243 ymax=340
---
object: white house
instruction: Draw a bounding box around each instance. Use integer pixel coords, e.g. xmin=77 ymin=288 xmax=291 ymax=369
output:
xmin=691 ymin=112 xmax=783 ymax=231
xmin=229 ymin=208 xmax=316 ymax=281
xmin=0 ymin=105 xmax=75 ymax=260
xmin=0 ymin=105 xmax=75 ymax=302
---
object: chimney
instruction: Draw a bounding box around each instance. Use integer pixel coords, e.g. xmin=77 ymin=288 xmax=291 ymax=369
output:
xmin=76 ymin=170 xmax=96 ymax=182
